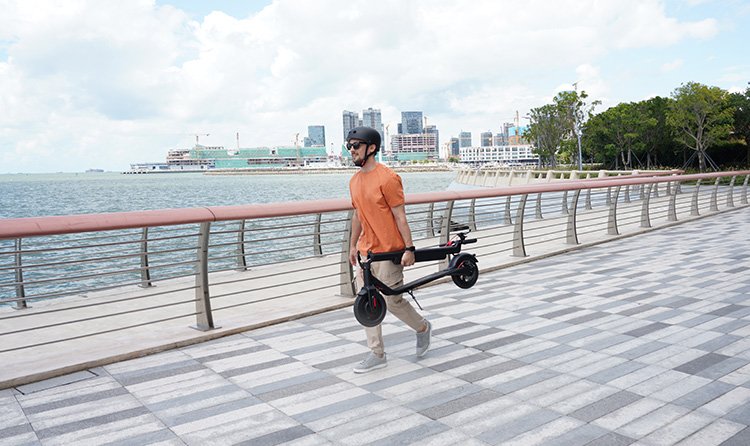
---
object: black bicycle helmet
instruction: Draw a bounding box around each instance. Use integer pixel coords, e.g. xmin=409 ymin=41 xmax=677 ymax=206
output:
xmin=346 ymin=126 xmax=381 ymax=151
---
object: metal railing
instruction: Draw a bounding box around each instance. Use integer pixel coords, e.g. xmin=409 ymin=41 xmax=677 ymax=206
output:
xmin=0 ymin=171 xmax=748 ymax=358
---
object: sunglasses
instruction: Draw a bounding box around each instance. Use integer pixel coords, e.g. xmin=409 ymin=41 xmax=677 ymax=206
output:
xmin=345 ymin=141 xmax=368 ymax=151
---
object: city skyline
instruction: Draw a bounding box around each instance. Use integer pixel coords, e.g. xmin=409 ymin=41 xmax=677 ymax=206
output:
xmin=1 ymin=1 xmax=748 ymax=173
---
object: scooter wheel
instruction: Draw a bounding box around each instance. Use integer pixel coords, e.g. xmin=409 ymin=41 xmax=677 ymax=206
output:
xmin=452 ymin=258 xmax=479 ymax=289
xmin=353 ymin=291 xmax=387 ymax=327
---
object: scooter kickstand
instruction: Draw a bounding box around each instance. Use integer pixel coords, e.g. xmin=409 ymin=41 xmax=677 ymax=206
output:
xmin=407 ymin=290 xmax=423 ymax=311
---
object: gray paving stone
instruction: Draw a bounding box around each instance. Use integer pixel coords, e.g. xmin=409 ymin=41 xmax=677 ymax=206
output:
xmin=585 ymin=431 xmax=636 ymax=445
xmin=22 ymin=387 xmax=129 ymax=415
xmin=370 ymin=420 xmax=451 ymax=446
xmin=235 ymin=425 xmax=314 ymax=446
xmin=673 ymin=381 xmax=736 ymax=410
xmin=476 ymin=408 xmax=561 ymax=445
xmin=458 ymin=360 xmax=525 ymax=383
xmin=219 ymin=356 xmax=297 ymax=378
xmin=420 ymin=389 xmax=502 ymax=420
xmin=720 ymin=426 xmax=750 ymax=446
xmin=97 ymin=428 xmax=180 ymax=446
xmin=473 ymin=333 xmax=531 ymax=351
xmin=569 ymin=390 xmax=642 ymax=422
xmin=429 ymin=352 xmax=492 ymax=372
xmin=34 ymin=407 xmax=152 ymax=439
xmin=192 ymin=344 xmax=270 ymax=363
xmin=588 ymin=361 xmax=648 ymax=385
xmin=624 ymin=322 xmax=671 ymax=337
xmin=258 ymin=375 xmax=342 ymax=401
xmin=160 ymin=393 xmax=261 ymax=426
xmin=675 ymin=353 xmax=733 ymax=375
xmin=493 ymin=369 xmax=560 ymax=395
xmin=0 ymin=424 xmax=34 ymax=440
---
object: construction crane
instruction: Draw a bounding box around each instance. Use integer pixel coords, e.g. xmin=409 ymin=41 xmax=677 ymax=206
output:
xmin=192 ymin=133 xmax=209 ymax=145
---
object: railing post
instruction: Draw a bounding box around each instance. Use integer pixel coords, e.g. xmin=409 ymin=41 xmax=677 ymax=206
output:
xmin=742 ymin=174 xmax=749 ymax=205
xmin=503 ymin=196 xmax=513 ymax=225
xmin=139 ymin=227 xmax=153 ymax=287
xmin=607 ymin=186 xmax=621 ymax=235
xmin=727 ymin=176 xmax=736 ymax=208
xmin=691 ymin=179 xmax=702 ymax=216
xmin=535 ymin=193 xmax=544 ymax=219
xmin=668 ymin=182 xmax=679 ymax=221
xmin=566 ymin=190 xmax=581 ymax=245
xmin=193 ymin=222 xmax=216 ymax=331
xmin=427 ymin=203 xmax=436 ymax=237
xmin=585 ymin=188 xmax=592 ymax=210
xmin=710 ymin=177 xmax=720 ymax=212
xmin=640 ymin=184 xmax=653 ymax=228
xmin=512 ymin=194 xmax=528 ymax=257
xmin=469 ymin=198 xmax=477 ymax=230
xmin=439 ymin=200 xmax=455 ymax=269
xmin=313 ymin=213 xmax=323 ymax=256
xmin=561 ymin=191 xmax=569 ymax=215
xmin=236 ymin=220 xmax=248 ymax=271
xmin=340 ymin=210 xmax=356 ymax=297
xmin=13 ymin=238 xmax=28 ymax=310
xmin=653 ymin=183 xmax=660 ymax=198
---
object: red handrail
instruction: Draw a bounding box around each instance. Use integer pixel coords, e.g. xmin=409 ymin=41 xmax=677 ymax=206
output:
xmin=0 ymin=171 xmax=747 ymax=239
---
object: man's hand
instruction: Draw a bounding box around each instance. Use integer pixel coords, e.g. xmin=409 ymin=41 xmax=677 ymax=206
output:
xmin=401 ymin=250 xmax=415 ymax=267
xmin=349 ymin=246 xmax=359 ymax=266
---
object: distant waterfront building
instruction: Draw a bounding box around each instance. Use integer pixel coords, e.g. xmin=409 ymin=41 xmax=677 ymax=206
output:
xmin=307 ymin=125 xmax=325 ymax=147
xmin=390 ymin=133 xmax=438 ymax=161
xmin=458 ymin=131 xmax=472 ymax=148
xmin=458 ymin=144 xmax=538 ymax=166
xmin=303 ymin=137 xmax=312 ymax=147
xmin=480 ymin=131 xmax=493 ymax=147
xmin=425 ymin=124 xmax=439 ymax=158
xmin=493 ymin=133 xmax=506 ymax=146
xmin=342 ymin=110 xmax=359 ymax=140
xmin=401 ymin=111 xmax=423 ymax=135
xmin=450 ymin=137 xmax=460 ymax=156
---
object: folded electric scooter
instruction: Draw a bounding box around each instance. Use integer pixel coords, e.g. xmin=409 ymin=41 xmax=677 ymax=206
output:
xmin=353 ymin=232 xmax=479 ymax=327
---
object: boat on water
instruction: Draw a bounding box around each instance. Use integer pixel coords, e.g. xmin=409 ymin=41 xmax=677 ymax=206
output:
xmin=123 ymin=144 xmax=335 ymax=174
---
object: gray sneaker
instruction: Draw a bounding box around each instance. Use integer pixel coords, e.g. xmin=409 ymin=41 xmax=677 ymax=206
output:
xmin=353 ymin=353 xmax=387 ymax=374
xmin=416 ymin=320 xmax=432 ymax=357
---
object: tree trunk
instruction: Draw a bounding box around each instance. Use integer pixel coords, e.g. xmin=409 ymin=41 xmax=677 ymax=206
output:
xmin=698 ymin=150 xmax=706 ymax=172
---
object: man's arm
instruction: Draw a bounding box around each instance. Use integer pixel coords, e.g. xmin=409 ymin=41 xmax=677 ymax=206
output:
xmin=391 ymin=204 xmax=415 ymax=266
xmin=349 ymin=211 xmax=362 ymax=266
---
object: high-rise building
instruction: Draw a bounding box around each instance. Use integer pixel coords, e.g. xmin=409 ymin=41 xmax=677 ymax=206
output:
xmin=361 ymin=108 xmax=384 ymax=147
xmin=401 ymin=111 xmax=423 ymax=135
xmin=450 ymin=137 xmax=460 ymax=156
xmin=390 ymin=134 xmax=438 ymax=161
xmin=459 ymin=131 xmax=472 ymax=148
xmin=481 ymin=131 xmax=493 ymax=147
xmin=342 ymin=110 xmax=359 ymax=141
xmin=307 ymin=125 xmax=325 ymax=147
xmin=425 ymin=124 xmax=439 ymax=158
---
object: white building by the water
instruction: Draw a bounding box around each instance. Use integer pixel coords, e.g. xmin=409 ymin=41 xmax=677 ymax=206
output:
xmin=459 ymin=144 xmax=538 ymax=166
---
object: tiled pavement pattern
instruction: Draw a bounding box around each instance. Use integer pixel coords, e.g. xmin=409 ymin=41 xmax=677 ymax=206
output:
xmin=2 ymin=208 xmax=750 ymax=445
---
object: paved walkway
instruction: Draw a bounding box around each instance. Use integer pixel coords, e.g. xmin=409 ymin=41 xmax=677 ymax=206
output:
xmin=2 ymin=208 xmax=750 ymax=445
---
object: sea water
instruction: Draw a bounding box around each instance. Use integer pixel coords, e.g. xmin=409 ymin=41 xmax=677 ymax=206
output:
xmin=0 ymin=171 xmax=457 ymax=218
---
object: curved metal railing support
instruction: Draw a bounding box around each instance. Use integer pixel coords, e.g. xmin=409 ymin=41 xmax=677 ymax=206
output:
xmin=236 ymin=220 xmax=248 ymax=271
xmin=340 ymin=209 xmax=356 ymax=297
xmin=566 ymin=189 xmax=581 ymax=245
xmin=139 ymin=227 xmax=153 ymax=287
xmin=512 ymin=194 xmax=528 ymax=257
xmin=668 ymin=182 xmax=679 ymax=222
xmin=710 ymin=178 xmax=720 ymax=212
xmin=608 ymin=186 xmax=621 ymax=236
xmin=727 ymin=176 xmax=736 ymax=208
xmin=193 ymin=222 xmax=216 ymax=331
xmin=691 ymin=180 xmax=702 ymax=216
xmin=313 ymin=213 xmax=323 ymax=256
xmin=640 ymin=184 xmax=653 ymax=228
xmin=14 ymin=238 xmax=27 ymax=310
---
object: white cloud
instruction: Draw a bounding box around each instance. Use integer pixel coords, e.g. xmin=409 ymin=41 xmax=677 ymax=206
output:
xmin=0 ymin=0 xmax=736 ymax=172
xmin=661 ymin=58 xmax=684 ymax=72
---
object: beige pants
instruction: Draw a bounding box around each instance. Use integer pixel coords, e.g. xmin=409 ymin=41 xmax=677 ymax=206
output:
xmin=356 ymin=260 xmax=425 ymax=356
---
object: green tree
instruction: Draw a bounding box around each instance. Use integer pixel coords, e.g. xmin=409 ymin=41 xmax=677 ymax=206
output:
xmin=667 ymin=82 xmax=734 ymax=171
xmin=524 ymin=104 xmax=567 ymax=167
xmin=553 ymin=90 xmax=600 ymax=169
xmin=729 ymin=85 xmax=750 ymax=165
xmin=638 ymin=97 xmax=676 ymax=168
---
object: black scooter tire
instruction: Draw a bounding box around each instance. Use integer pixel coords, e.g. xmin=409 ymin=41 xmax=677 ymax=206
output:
xmin=452 ymin=258 xmax=479 ymax=289
xmin=354 ymin=291 xmax=387 ymax=327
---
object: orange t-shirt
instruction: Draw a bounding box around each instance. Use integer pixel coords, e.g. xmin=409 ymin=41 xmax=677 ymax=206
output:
xmin=349 ymin=163 xmax=406 ymax=255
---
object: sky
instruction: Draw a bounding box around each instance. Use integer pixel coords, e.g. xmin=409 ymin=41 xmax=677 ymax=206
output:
xmin=0 ymin=0 xmax=748 ymax=173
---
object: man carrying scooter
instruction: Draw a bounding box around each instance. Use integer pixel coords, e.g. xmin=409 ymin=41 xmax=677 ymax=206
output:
xmin=346 ymin=126 xmax=431 ymax=373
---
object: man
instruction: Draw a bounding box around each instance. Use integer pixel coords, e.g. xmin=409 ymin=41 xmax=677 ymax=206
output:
xmin=346 ymin=126 xmax=431 ymax=374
